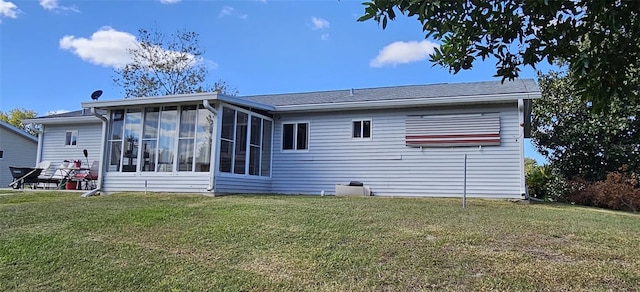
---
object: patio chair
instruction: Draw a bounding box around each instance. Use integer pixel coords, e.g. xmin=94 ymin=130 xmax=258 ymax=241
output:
xmin=74 ymin=161 xmax=99 ymax=190
xmin=35 ymin=161 xmax=64 ymax=189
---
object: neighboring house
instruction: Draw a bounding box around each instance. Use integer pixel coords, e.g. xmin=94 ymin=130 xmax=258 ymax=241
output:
xmin=30 ymin=79 xmax=540 ymax=198
xmin=24 ymin=109 xmax=104 ymax=176
xmin=0 ymin=121 xmax=38 ymax=187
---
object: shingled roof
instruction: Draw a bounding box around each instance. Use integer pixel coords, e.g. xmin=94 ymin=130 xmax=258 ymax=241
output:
xmin=34 ymin=109 xmax=107 ymax=119
xmin=241 ymin=79 xmax=539 ymax=107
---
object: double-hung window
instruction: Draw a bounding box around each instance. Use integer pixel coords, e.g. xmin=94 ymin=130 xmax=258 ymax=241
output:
xmin=282 ymin=122 xmax=308 ymax=150
xmin=65 ymin=130 xmax=78 ymax=146
xmin=352 ymin=120 xmax=371 ymax=139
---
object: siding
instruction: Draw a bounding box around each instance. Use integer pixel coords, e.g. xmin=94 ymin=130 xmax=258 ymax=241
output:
xmin=39 ymin=123 xmax=103 ymax=173
xmin=214 ymin=175 xmax=272 ymax=194
xmin=102 ymin=172 xmax=211 ymax=193
xmin=269 ymin=102 xmax=524 ymax=198
xmin=0 ymin=127 xmax=38 ymax=186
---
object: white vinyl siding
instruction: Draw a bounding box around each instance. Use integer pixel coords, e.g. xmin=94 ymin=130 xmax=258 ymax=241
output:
xmin=101 ymin=172 xmax=211 ymax=193
xmin=0 ymin=127 xmax=37 ymax=186
xmin=39 ymin=123 xmax=102 ymax=171
xmin=214 ymin=175 xmax=271 ymax=194
xmin=270 ymin=102 xmax=524 ymax=198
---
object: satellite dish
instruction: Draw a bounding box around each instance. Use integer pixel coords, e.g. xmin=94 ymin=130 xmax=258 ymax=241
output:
xmin=91 ymin=90 xmax=103 ymax=100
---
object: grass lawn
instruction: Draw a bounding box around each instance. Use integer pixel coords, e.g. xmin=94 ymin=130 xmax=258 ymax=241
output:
xmin=1 ymin=191 xmax=639 ymax=291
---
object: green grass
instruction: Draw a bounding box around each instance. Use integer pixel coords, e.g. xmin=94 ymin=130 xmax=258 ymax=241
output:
xmin=1 ymin=191 xmax=639 ymax=291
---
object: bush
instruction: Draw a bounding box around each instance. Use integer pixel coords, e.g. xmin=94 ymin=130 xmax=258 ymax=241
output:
xmin=526 ymin=164 xmax=549 ymax=199
xmin=567 ymin=172 xmax=640 ymax=213
xmin=526 ymin=163 xmax=568 ymax=201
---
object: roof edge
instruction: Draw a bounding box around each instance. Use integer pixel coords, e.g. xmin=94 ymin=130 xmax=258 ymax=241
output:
xmin=273 ymin=92 xmax=539 ymax=113
xmin=0 ymin=120 xmax=38 ymax=142
xmin=23 ymin=115 xmax=102 ymax=125
xmin=81 ymin=92 xmax=275 ymax=112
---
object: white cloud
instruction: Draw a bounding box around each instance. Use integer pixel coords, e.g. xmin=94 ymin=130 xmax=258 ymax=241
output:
xmin=159 ymin=0 xmax=180 ymax=3
xmin=256 ymin=0 xmax=267 ymax=3
xmin=59 ymin=26 xmax=205 ymax=71
xmin=370 ymin=40 xmax=439 ymax=67
xmin=0 ymin=0 xmax=18 ymax=22
xmin=311 ymin=16 xmax=329 ymax=30
xmin=46 ymin=109 xmax=70 ymax=116
xmin=219 ymin=6 xmax=234 ymax=17
xmin=320 ymin=33 xmax=329 ymax=41
xmin=59 ymin=27 xmax=138 ymax=68
xmin=218 ymin=6 xmax=247 ymax=19
xmin=39 ymin=0 xmax=79 ymax=13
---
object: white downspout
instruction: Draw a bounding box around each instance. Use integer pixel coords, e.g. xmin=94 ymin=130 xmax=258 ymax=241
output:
xmin=518 ymin=99 xmax=526 ymax=197
xmin=203 ymin=100 xmax=218 ymax=193
xmin=82 ymin=108 xmax=108 ymax=197
xmin=35 ymin=125 xmax=44 ymax=165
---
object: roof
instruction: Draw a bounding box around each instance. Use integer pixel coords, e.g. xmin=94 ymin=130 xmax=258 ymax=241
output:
xmin=23 ymin=109 xmax=106 ymax=125
xmin=80 ymin=92 xmax=275 ymax=111
xmin=0 ymin=120 xmax=38 ymax=143
xmin=242 ymin=79 xmax=539 ymax=108
xmin=73 ymin=79 xmax=539 ymax=115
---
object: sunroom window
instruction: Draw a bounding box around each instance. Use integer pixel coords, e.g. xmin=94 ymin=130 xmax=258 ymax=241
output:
xmin=218 ymin=106 xmax=272 ymax=177
xmin=106 ymin=105 xmax=213 ymax=173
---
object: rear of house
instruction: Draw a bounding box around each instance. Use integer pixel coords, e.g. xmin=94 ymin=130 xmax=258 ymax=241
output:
xmin=25 ymin=110 xmax=104 ymax=179
xmin=265 ymin=103 xmax=523 ymax=198
xmin=78 ymin=79 xmax=538 ymax=198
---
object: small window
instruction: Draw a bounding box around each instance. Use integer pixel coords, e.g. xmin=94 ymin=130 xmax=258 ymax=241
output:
xmin=0 ymin=150 xmax=4 ymax=159
xmin=282 ymin=122 xmax=308 ymax=150
xmin=65 ymin=130 xmax=78 ymax=146
xmin=352 ymin=120 xmax=371 ymax=139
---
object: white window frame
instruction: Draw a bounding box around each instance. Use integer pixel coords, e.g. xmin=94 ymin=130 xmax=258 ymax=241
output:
xmin=64 ymin=130 xmax=78 ymax=147
xmin=281 ymin=121 xmax=310 ymax=152
xmin=217 ymin=104 xmax=274 ymax=178
xmin=351 ymin=119 xmax=372 ymax=140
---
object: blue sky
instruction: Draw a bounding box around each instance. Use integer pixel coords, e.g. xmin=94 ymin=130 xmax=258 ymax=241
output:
xmin=0 ymin=0 xmax=548 ymax=163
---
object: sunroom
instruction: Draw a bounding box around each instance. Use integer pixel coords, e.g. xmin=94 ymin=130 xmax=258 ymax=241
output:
xmin=82 ymin=93 xmax=275 ymax=194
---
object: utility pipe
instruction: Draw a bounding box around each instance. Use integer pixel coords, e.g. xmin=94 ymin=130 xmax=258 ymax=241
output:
xmin=82 ymin=108 xmax=107 ymax=197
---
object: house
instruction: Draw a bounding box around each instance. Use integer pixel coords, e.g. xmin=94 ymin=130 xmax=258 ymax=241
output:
xmin=30 ymin=79 xmax=540 ymax=198
xmin=0 ymin=121 xmax=38 ymax=187
xmin=23 ymin=109 xmax=104 ymax=177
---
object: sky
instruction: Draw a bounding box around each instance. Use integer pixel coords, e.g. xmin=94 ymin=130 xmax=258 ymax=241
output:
xmin=0 ymin=0 xmax=549 ymax=163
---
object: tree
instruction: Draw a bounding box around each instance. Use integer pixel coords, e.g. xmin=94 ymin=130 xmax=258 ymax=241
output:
xmin=532 ymin=71 xmax=640 ymax=181
xmin=113 ymin=28 xmax=237 ymax=98
xmin=358 ymin=0 xmax=640 ymax=109
xmin=0 ymin=108 xmax=38 ymax=136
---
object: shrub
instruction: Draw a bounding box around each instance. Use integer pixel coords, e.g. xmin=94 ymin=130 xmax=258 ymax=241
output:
xmin=526 ymin=163 xmax=568 ymax=201
xmin=526 ymin=164 xmax=549 ymax=199
xmin=567 ymin=172 xmax=640 ymax=213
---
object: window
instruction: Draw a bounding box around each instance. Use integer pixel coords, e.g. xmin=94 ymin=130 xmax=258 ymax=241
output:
xmin=352 ymin=120 xmax=371 ymax=139
xmin=106 ymin=105 xmax=213 ymax=173
xmin=218 ymin=106 xmax=273 ymax=176
xmin=65 ymin=130 xmax=78 ymax=146
xmin=282 ymin=122 xmax=308 ymax=150
xmin=0 ymin=150 xmax=4 ymax=159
